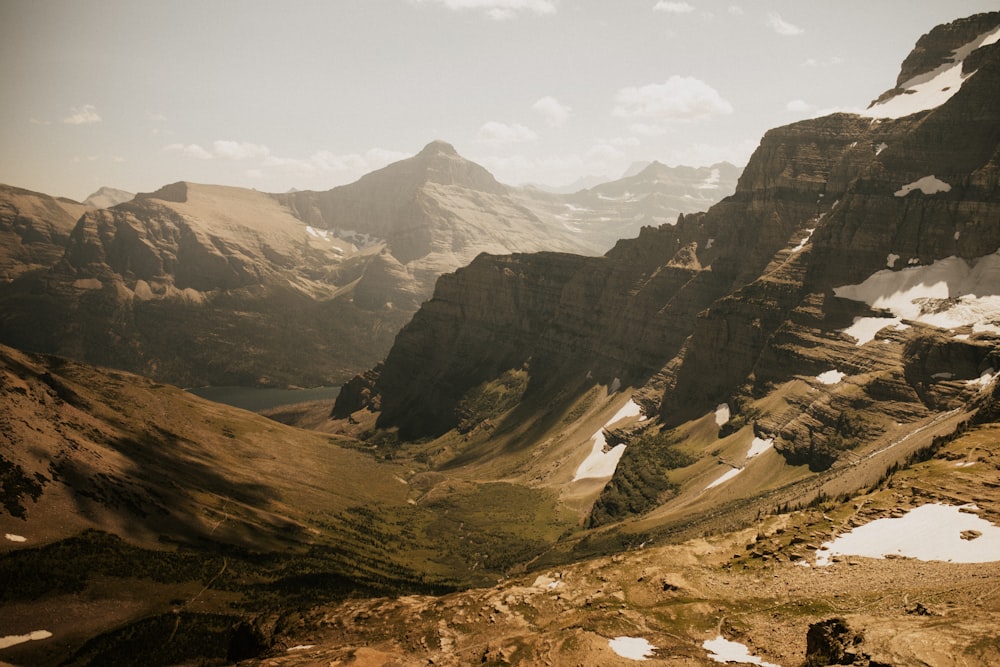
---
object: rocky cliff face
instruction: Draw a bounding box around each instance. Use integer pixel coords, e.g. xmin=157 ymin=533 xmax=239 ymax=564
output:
xmin=335 ymin=12 xmax=1000 ymax=504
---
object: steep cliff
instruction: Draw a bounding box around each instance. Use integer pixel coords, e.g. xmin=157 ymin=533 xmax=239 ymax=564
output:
xmin=334 ymin=12 xmax=1000 ymax=515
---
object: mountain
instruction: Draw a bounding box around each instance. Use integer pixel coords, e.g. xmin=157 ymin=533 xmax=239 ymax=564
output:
xmin=332 ymin=9 xmax=1000 ymax=561
xmin=3 ymin=12 xmax=1000 ymax=667
xmin=0 ymin=143 xmax=596 ymax=389
xmin=0 ymin=184 xmax=90 ymax=282
xmin=82 ymin=186 xmax=134 ymax=209
xmin=514 ymin=160 xmax=741 ymax=251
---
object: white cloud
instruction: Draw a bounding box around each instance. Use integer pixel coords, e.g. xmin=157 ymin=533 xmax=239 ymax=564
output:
xmin=653 ymin=1 xmax=694 ymax=14
xmin=212 ymin=140 xmax=271 ymax=160
xmin=803 ymin=56 xmax=845 ymax=67
xmin=727 ymin=5 xmax=744 ymax=14
xmin=29 ymin=117 xmax=51 ymax=126
xmin=62 ymin=104 xmax=101 ymax=125
xmin=785 ymin=99 xmax=814 ymax=113
xmin=409 ymin=0 xmax=556 ymax=20
xmin=586 ymin=143 xmax=625 ymax=162
xmin=475 ymin=121 xmax=539 ymax=144
xmin=164 ymin=143 xmax=213 ymax=159
xmin=663 ymin=137 xmax=758 ymax=168
xmin=146 ymin=111 xmax=168 ymax=122
xmin=532 ymin=96 xmax=571 ymax=127
xmin=613 ymin=76 xmax=733 ymax=127
xmin=767 ymin=12 xmax=803 ymax=36
xmin=263 ymin=147 xmax=409 ymax=177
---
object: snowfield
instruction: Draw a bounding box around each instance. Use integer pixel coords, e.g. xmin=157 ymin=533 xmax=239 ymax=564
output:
xmin=714 ymin=403 xmax=731 ymax=426
xmin=705 ymin=437 xmax=774 ymax=490
xmin=703 ymin=635 xmax=780 ymax=666
xmin=835 ymin=252 xmax=1000 ymax=341
xmin=609 ymin=636 xmax=657 ymax=660
xmin=894 ymin=175 xmax=951 ymax=197
xmin=815 ymin=503 xmax=1000 ymax=566
xmin=573 ymin=399 xmax=645 ymax=481
xmin=866 ymin=25 xmax=1000 ymax=118
xmin=815 ymin=370 xmax=846 ymax=385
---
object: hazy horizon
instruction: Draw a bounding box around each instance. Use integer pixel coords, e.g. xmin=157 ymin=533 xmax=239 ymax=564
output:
xmin=2 ymin=1 xmax=998 ymax=201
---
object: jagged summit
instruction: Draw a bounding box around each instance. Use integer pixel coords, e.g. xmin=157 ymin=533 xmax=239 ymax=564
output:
xmin=416 ymin=139 xmax=459 ymax=157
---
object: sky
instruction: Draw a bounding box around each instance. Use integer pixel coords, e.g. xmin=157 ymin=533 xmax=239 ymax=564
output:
xmin=1 ymin=1 xmax=998 ymax=201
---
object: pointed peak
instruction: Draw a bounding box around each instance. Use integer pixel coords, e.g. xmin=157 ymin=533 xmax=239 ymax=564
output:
xmin=418 ymin=140 xmax=459 ymax=158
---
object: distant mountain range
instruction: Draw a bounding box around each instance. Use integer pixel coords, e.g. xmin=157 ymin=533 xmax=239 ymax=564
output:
xmin=0 ymin=142 xmax=737 ymax=388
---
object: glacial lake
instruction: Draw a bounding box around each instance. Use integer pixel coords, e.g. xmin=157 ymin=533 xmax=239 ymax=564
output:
xmin=186 ymin=385 xmax=341 ymax=412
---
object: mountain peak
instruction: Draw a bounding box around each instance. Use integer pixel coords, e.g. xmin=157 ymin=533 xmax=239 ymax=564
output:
xmin=417 ymin=140 xmax=459 ymax=158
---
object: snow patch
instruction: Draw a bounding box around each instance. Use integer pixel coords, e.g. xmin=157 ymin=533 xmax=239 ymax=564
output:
xmin=706 ymin=438 xmax=772 ymax=489
xmin=931 ymin=371 xmax=955 ymax=380
xmin=305 ymin=225 xmax=331 ymax=241
xmin=866 ymin=25 xmax=1000 ymax=119
xmin=886 ymin=253 xmax=899 ymax=268
xmin=840 ymin=316 xmax=906 ymax=345
xmin=608 ymin=399 xmax=644 ymax=426
xmin=573 ymin=399 xmax=645 ymax=481
xmin=815 ymin=503 xmax=1000 ymax=566
xmin=895 ymin=175 xmax=951 ymax=197
xmin=4 ymin=533 xmax=26 ymax=543
xmin=703 ymin=635 xmax=780 ymax=667
xmin=747 ymin=437 xmax=774 ymax=459
xmin=875 ymin=142 xmax=888 ymax=155
xmin=967 ymin=368 xmax=996 ymax=389
xmin=706 ymin=466 xmax=742 ymax=489
xmin=714 ymin=403 xmax=730 ymax=426
xmin=790 ymin=228 xmax=815 ymax=253
xmin=609 ymin=636 xmax=657 ymax=660
xmin=706 ymin=238 xmax=715 ymax=250
xmin=815 ymin=370 xmax=846 ymax=385
xmin=0 ymin=630 xmax=53 ymax=650
xmin=287 ymin=645 xmax=315 ymax=651
xmin=573 ymin=433 xmax=626 ymax=482
xmin=834 ymin=252 xmax=1000 ymax=336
